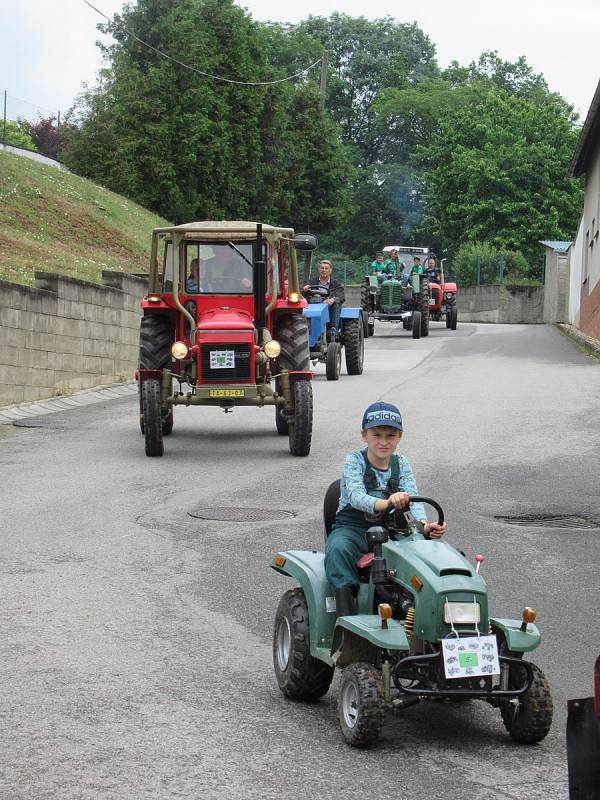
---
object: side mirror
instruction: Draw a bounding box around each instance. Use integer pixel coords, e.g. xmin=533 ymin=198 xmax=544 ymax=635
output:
xmin=293 ymin=233 xmax=318 ymax=251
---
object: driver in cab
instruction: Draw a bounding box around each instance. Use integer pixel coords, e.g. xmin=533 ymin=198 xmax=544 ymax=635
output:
xmin=303 ymin=259 xmax=345 ymax=335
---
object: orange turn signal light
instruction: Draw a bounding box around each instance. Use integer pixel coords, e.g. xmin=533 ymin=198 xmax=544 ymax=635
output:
xmin=411 ymin=575 xmax=423 ymax=592
xmin=522 ymin=607 xmax=537 ymax=624
xmin=273 ymin=555 xmax=286 ymax=568
xmin=288 ymin=292 xmax=301 ymax=303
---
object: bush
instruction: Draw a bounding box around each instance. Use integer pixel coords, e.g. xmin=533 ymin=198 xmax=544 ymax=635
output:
xmin=1 ymin=120 xmax=37 ymax=151
xmin=451 ymin=241 xmax=529 ymax=285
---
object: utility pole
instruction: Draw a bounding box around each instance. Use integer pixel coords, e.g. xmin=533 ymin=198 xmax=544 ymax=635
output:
xmin=320 ymin=51 xmax=328 ymax=104
xmin=3 ymin=91 xmax=6 ymax=145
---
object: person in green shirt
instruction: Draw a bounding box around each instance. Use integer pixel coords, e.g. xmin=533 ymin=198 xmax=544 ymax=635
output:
xmin=411 ymin=256 xmax=423 ymax=276
xmin=369 ymin=253 xmax=385 ymax=274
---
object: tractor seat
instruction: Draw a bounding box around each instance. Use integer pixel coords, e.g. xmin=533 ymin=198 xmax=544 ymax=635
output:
xmin=323 ymin=480 xmax=376 ymax=581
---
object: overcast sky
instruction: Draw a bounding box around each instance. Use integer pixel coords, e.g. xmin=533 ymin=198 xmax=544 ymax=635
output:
xmin=1 ymin=0 xmax=598 ymax=122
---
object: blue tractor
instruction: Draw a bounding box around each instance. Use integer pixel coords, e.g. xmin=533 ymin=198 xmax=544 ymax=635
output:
xmin=302 ymin=286 xmax=364 ymax=380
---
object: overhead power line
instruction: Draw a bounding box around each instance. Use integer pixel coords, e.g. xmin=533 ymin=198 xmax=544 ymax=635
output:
xmin=82 ymin=0 xmax=323 ymax=87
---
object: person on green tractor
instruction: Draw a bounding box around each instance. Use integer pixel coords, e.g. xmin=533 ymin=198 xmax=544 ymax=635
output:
xmin=324 ymin=401 xmax=447 ymax=616
xmin=369 ymin=253 xmax=385 ymax=275
xmin=383 ymin=249 xmax=400 ymax=277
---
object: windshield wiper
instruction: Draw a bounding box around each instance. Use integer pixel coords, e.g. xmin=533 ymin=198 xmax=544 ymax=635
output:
xmin=227 ymin=241 xmax=254 ymax=269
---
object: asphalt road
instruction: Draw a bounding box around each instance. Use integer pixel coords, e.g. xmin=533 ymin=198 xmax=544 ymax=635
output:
xmin=1 ymin=322 xmax=599 ymax=800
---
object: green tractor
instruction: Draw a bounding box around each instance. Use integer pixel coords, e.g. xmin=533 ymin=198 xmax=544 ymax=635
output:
xmin=271 ymin=489 xmax=553 ymax=748
xmin=361 ymin=247 xmax=431 ymax=339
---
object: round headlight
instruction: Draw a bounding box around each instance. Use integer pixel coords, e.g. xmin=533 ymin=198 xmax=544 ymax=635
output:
xmin=445 ymin=292 xmax=454 ymax=299
xmin=171 ymin=341 xmax=189 ymax=360
xmin=264 ymin=340 xmax=281 ymax=359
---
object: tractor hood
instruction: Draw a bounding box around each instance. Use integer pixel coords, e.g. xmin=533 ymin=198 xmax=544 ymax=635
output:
xmin=197 ymin=307 xmax=255 ymax=332
xmin=384 ymin=537 xmax=486 ymax=594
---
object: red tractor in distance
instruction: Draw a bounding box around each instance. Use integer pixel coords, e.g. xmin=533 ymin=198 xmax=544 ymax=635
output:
xmin=137 ymin=221 xmax=317 ymax=457
xmin=427 ymin=257 xmax=458 ymax=330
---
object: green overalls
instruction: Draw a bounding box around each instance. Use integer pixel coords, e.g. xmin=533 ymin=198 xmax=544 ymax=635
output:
xmin=324 ymin=451 xmax=400 ymax=590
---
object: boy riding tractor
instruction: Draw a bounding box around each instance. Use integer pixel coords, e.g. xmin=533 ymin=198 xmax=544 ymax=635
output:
xmin=137 ymin=221 xmax=317 ymax=457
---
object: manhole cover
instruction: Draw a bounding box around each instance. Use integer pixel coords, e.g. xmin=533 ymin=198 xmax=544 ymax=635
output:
xmin=495 ymin=514 xmax=599 ymax=530
xmin=187 ymin=507 xmax=295 ymax=523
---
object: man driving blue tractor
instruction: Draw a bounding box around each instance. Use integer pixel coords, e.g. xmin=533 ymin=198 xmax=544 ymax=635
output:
xmin=303 ymin=259 xmax=345 ymax=337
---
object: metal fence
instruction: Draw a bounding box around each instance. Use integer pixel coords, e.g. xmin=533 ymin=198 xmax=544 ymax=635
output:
xmin=1 ymin=90 xmax=62 ymax=157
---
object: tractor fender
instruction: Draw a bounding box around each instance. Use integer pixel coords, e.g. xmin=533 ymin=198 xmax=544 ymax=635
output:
xmin=340 ymin=307 xmax=362 ymax=320
xmin=271 ymin=550 xmax=336 ymax=660
xmin=443 ymin=282 xmax=457 ymax=293
xmin=490 ymin=617 xmax=541 ymax=653
xmin=332 ymin=615 xmax=410 ymax=667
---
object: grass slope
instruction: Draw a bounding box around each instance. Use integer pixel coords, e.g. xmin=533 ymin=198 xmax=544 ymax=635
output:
xmin=0 ymin=151 xmax=170 ymax=286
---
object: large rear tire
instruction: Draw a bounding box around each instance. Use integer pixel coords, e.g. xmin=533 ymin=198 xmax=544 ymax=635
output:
xmin=338 ymin=663 xmax=384 ymax=748
xmin=412 ymin=311 xmax=422 ymax=339
xmin=500 ymin=662 xmax=553 ymax=744
xmin=326 ymin=342 xmax=342 ymax=381
xmin=449 ymin=305 xmax=458 ymax=330
xmin=288 ymin=379 xmax=312 ymax=456
xmin=343 ymin=318 xmax=364 ymax=375
xmin=142 ymin=379 xmax=163 ymax=457
xmin=360 ymin=278 xmax=372 ymax=314
xmin=273 ymin=588 xmax=334 ymax=701
xmin=139 ymin=314 xmax=172 ymax=371
xmin=276 ymin=314 xmax=311 ymax=372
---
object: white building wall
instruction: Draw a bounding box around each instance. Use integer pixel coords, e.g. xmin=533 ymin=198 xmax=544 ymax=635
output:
xmin=570 ymin=216 xmax=584 ymax=324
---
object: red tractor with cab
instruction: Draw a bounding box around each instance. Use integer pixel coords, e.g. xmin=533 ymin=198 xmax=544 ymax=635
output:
xmin=137 ymin=220 xmax=317 ymax=457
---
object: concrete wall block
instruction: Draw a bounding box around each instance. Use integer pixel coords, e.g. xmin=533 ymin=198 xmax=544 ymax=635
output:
xmin=54 ymin=335 xmax=84 ymax=355
xmin=102 ymin=307 xmax=121 ymax=326
xmin=0 ymin=364 xmax=19 ymax=384
xmin=0 ymin=307 xmax=22 ymax=328
xmin=30 ymin=368 xmax=57 ymax=388
xmin=2 ymin=325 xmax=29 ymax=349
xmin=18 ymin=349 xmax=49 ymax=369
xmin=57 ymin=298 xmax=87 ymax=321
xmin=2 ymin=345 xmax=20 ymax=366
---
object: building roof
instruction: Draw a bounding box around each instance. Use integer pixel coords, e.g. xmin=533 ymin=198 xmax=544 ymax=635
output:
xmin=570 ymin=79 xmax=600 ymax=177
xmin=539 ymin=240 xmax=572 ymax=252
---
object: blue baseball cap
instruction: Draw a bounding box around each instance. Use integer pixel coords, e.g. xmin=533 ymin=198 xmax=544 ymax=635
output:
xmin=362 ymin=402 xmax=403 ymax=431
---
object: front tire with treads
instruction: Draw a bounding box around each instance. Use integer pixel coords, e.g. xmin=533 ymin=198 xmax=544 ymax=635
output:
xmin=142 ymin=379 xmax=164 ymax=457
xmin=288 ymin=379 xmax=312 ymax=456
xmin=343 ymin=317 xmax=364 ymax=375
xmin=138 ymin=315 xmax=172 ymax=371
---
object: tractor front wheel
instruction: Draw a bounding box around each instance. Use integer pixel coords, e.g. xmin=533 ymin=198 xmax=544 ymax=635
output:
xmin=273 ymin=588 xmax=334 ymax=700
xmin=142 ymin=379 xmax=164 ymax=457
xmin=288 ymin=379 xmax=313 ymax=456
xmin=412 ymin=311 xmax=422 ymax=339
xmin=448 ymin=305 xmax=458 ymax=330
xmin=326 ymin=342 xmax=342 ymax=381
xmin=343 ymin=318 xmax=364 ymax=375
xmin=338 ymin=663 xmax=384 ymax=748
xmin=367 ymin=320 xmax=375 ymax=337
xmin=500 ymin=662 xmax=553 ymax=744
xmin=276 ymin=314 xmax=311 ymax=372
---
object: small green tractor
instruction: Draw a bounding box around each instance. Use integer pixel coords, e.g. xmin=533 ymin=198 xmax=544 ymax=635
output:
xmin=271 ymin=488 xmax=553 ymax=748
xmin=137 ymin=221 xmax=317 ymax=457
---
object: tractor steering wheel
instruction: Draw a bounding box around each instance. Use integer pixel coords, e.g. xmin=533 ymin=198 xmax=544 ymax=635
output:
xmin=381 ymin=496 xmax=444 ymax=536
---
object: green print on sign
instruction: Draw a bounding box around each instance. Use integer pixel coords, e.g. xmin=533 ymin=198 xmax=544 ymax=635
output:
xmin=210 ymin=350 xmax=235 ymax=369
xmin=459 ymin=652 xmax=479 ymax=668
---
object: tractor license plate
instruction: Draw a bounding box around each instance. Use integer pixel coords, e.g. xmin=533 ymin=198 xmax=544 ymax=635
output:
xmin=208 ymin=389 xmax=245 ymax=398
xmin=441 ymin=635 xmax=500 ymax=679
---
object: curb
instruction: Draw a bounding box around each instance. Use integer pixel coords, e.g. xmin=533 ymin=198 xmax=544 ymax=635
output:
xmin=0 ymin=381 xmax=138 ymax=425
xmin=557 ymin=324 xmax=600 ymax=357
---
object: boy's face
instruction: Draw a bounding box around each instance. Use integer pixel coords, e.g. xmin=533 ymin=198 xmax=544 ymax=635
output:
xmin=362 ymin=426 xmax=402 ymax=459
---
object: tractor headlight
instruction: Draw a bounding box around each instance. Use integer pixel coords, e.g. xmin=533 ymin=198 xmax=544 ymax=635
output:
xmin=287 ymin=292 xmax=301 ymax=304
xmin=443 ymin=602 xmax=480 ymax=624
xmin=445 ymin=292 xmax=454 ymax=299
xmin=171 ymin=341 xmax=189 ymax=360
xmin=263 ymin=340 xmax=281 ymax=359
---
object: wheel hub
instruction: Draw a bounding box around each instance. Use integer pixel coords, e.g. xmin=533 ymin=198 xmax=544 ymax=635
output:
xmin=276 ymin=617 xmax=291 ymax=671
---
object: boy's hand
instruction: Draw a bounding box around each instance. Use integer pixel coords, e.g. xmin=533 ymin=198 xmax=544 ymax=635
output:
xmin=424 ymin=521 xmax=447 ymax=539
xmin=387 ymin=492 xmax=410 ymax=509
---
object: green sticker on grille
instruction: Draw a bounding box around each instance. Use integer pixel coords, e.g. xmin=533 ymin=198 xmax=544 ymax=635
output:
xmin=458 ymin=652 xmax=479 ymax=668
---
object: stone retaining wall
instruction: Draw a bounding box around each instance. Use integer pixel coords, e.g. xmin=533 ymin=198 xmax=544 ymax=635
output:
xmin=346 ymin=284 xmax=544 ymax=323
xmin=0 ymin=272 xmax=147 ymax=407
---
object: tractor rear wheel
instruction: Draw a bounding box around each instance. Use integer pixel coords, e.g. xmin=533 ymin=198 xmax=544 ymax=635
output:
xmin=361 ymin=310 xmax=369 ymax=338
xmin=367 ymin=320 xmax=375 ymax=337
xmin=412 ymin=311 xmax=422 ymax=339
xmin=273 ymin=588 xmax=334 ymax=701
xmin=276 ymin=314 xmax=311 ymax=372
xmin=448 ymin=305 xmax=458 ymax=330
xmin=360 ymin=278 xmax=372 ymax=314
xmin=326 ymin=342 xmax=342 ymax=381
xmin=343 ymin=318 xmax=364 ymax=375
xmin=500 ymin=662 xmax=553 ymax=744
xmin=338 ymin=663 xmax=384 ymax=748
xmin=142 ymin=379 xmax=164 ymax=457
xmin=288 ymin=379 xmax=312 ymax=456
xmin=139 ymin=314 xmax=172 ymax=370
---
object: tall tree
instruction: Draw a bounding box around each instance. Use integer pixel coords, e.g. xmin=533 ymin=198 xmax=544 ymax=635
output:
xmin=62 ymin=0 xmax=349 ymax=230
